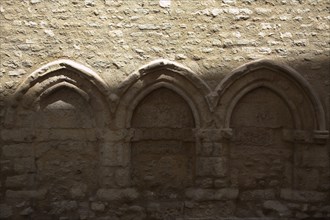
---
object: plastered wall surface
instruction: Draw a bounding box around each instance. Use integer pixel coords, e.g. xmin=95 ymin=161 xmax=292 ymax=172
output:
xmin=0 ymin=0 xmax=329 ymax=219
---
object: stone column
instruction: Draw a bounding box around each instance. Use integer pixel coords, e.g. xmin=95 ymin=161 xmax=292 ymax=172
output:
xmin=97 ymin=128 xmax=139 ymax=202
xmin=194 ymin=128 xmax=233 ymax=189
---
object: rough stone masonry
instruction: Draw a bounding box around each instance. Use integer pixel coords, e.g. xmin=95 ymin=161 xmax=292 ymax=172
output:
xmin=0 ymin=0 xmax=329 ymax=219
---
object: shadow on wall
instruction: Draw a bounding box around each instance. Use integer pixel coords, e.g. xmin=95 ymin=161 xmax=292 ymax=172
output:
xmin=0 ymin=58 xmax=329 ymax=219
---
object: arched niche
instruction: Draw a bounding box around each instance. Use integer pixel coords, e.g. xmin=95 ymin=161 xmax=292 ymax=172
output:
xmin=115 ymin=59 xmax=212 ymax=129
xmin=8 ymin=59 xmax=110 ymax=128
xmin=229 ymin=87 xmax=295 ymax=188
xmin=114 ymin=59 xmax=211 ymax=201
xmin=214 ymin=59 xmax=328 ymax=139
xmin=131 ymin=87 xmax=195 ymax=198
xmin=213 ymin=59 xmax=329 ymax=190
xmin=5 ymin=59 xmax=110 ymax=203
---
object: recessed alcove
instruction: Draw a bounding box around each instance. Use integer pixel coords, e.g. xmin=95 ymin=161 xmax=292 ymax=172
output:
xmin=131 ymin=88 xmax=196 ymax=199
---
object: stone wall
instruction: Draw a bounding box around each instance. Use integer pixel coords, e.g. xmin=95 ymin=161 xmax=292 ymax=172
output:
xmin=0 ymin=0 xmax=329 ymax=219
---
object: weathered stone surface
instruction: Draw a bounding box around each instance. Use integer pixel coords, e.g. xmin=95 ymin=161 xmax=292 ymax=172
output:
xmin=97 ymin=188 xmax=139 ymax=201
xmin=185 ymin=188 xmax=239 ymax=201
xmin=214 ymin=179 xmax=227 ymax=188
xmin=6 ymin=189 xmax=47 ymax=200
xmin=280 ymin=189 xmax=328 ymax=202
xmin=240 ymin=189 xmax=276 ymax=201
xmin=20 ymin=207 xmax=33 ymax=216
xmin=35 ymin=129 xmax=98 ymax=141
xmin=115 ymin=168 xmax=130 ymax=187
xmin=50 ymin=200 xmax=78 ymax=215
xmin=263 ymin=200 xmax=291 ymax=217
xmin=0 ymin=204 xmax=12 ymax=219
xmin=2 ymin=144 xmax=34 ymax=158
xmin=13 ymin=157 xmax=36 ymax=173
xmin=299 ymin=146 xmax=329 ymax=168
xmin=5 ymin=174 xmax=35 ymax=188
xmin=70 ymin=183 xmax=87 ymax=199
xmin=91 ymin=202 xmax=105 ymax=212
xmin=0 ymin=129 xmax=35 ymax=142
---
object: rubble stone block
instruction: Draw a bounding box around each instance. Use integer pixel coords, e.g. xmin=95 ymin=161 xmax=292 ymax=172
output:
xmin=185 ymin=188 xmax=239 ymax=201
xmin=0 ymin=204 xmax=13 ymax=219
xmin=97 ymin=188 xmax=139 ymax=201
xmin=2 ymin=144 xmax=34 ymax=158
xmin=240 ymin=189 xmax=276 ymax=201
xmin=280 ymin=189 xmax=328 ymax=202
xmin=115 ymin=168 xmax=130 ymax=187
xmin=6 ymin=189 xmax=47 ymax=200
xmin=13 ymin=157 xmax=36 ymax=173
xmin=5 ymin=174 xmax=35 ymax=188
xmin=263 ymin=200 xmax=291 ymax=217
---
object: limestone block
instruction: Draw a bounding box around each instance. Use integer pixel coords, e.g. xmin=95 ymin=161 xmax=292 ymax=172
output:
xmin=295 ymin=211 xmax=310 ymax=219
xmin=115 ymin=168 xmax=130 ymax=187
xmin=20 ymin=207 xmax=34 ymax=216
xmin=5 ymin=174 xmax=35 ymax=188
xmin=131 ymin=128 xmax=194 ymax=141
xmin=97 ymin=188 xmax=139 ymax=201
xmin=263 ymin=200 xmax=291 ymax=217
xmin=49 ymin=200 xmax=78 ymax=215
xmin=320 ymin=205 xmax=330 ymax=215
xmin=0 ymin=129 xmax=35 ymax=142
xmin=0 ymin=204 xmax=12 ymax=219
xmin=70 ymin=183 xmax=87 ymax=199
xmin=195 ymin=177 xmax=213 ymax=188
xmin=295 ymin=168 xmax=320 ymax=190
xmin=100 ymin=167 xmax=116 ymax=188
xmin=2 ymin=144 xmax=34 ymax=158
xmin=300 ymin=146 xmax=329 ymax=168
xmin=214 ymin=179 xmax=227 ymax=188
xmin=6 ymin=189 xmax=47 ymax=200
xmin=0 ymin=160 xmax=12 ymax=172
xmin=146 ymin=202 xmax=183 ymax=219
xmin=91 ymin=202 xmax=105 ymax=212
xmin=13 ymin=157 xmax=36 ymax=173
xmin=159 ymin=0 xmax=171 ymax=8
xmin=36 ymin=129 xmax=97 ymax=142
xmin=185 ymin=188 xmax=239 ymax=201
xmin=240 ymin=189 xmax=276 ymax=201
xmin=280 ymin=189 xmax=328 ymax=202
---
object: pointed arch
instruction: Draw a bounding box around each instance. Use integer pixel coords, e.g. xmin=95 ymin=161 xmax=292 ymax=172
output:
xmin=12 ymin=59 xmax=108 ymax=105
xmin=117 ymin=59 xmax=211 ymax=98
xmin=126 ymin=82 xmax=200 ymax=128
xmin=6 ymin=59 xmax=110 ymax=128
xmin=214 ymin=59 xmax=328 ymax=141
xmin=115 ymin=59 xmax=212 ymax=128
